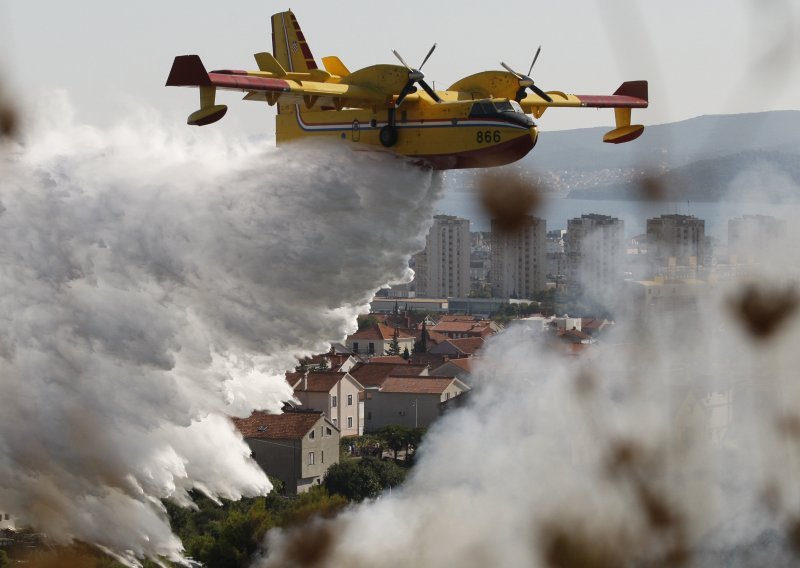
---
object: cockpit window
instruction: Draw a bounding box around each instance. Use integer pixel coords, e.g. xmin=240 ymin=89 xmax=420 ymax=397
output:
xmin=469 ymin=101 xmax=496 ymax=118
xmin=495 ymin=100 xmax=524 ymax=113
xmin=470 ymin=100 xmax=524 ymax=117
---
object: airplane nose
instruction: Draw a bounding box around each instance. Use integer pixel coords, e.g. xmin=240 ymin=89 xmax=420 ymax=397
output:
xmin=530 ymin=126 xmax=539 ymax=148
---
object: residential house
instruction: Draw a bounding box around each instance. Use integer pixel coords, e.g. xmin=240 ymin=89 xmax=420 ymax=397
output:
xmin=432 ymin=357 xmax=474 ymax=382
xmin=233 ymin=410 xmax=340 ymax=494
xmin=430 ymin=337 xmax=485 ymax=358
xmin=366 ymin=376 xmax=470 ymax=431
xmin=345 ymin=323 xmax=415 ymax=356
xmin=290 ymin=372 xmax=365 ymax=436
xmin=349 ymin=362 xmax=429 ymax=389
xmin=0 ymin=511 xmax=13 ymax=531
xmin=430 ymin=319 xmax=499 ymax=340
xmin=580 ymin=318 xmax=613 ymax=337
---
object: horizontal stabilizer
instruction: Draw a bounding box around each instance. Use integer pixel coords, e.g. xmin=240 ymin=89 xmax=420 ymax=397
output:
xmin=166 ymin=55 xmax=212 ymax=87
xmin=322 ymin=56 xmax=350 ymax=77
xmin=254 ymin=52 xmax=287 ymax=76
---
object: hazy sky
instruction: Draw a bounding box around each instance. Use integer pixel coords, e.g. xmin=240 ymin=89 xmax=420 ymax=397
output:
xmin=2 ymin=0 xmax=799 ymax=138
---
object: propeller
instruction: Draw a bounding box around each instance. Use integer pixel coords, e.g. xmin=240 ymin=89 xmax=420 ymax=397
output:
xmin=392 ymin=44 xmax=442 ymax=106
xmin=501 ymin=46 xmax=553 ymax=103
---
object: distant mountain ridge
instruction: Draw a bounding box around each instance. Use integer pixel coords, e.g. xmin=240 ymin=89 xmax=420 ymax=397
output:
xmin=513 ymin=110 xmax=800 ymax=201
xmin=567 ymin=149 xmax=800 ymax=202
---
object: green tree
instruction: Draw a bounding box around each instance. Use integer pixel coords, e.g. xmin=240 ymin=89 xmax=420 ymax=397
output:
xmin=324 ymin=457 xmax=406 ymax=501
xmin=323 ymin=459 xmax=382 ymax=502
xmin=402 ymin=346 xmax=410 ymax=360
xmin=385 ymin=326 xmax=401 ymax=356
xmin=357 ymin=315 xmax=380 ymax=331
xmin=414 ymin=320 xmax=429 ymax=353
xmin=376 ymin=425 xmax=410 ymax=460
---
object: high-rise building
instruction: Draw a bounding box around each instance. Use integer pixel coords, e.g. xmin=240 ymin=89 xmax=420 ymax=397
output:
xmin=565 ymin=214 xmax=624 ymax=292
xmin=728 ymin=214 xmax=787 ymax=263
xmin=491 ymin=216 xmax=546 ymax=298
xmin=646 ymin=214 xmax=706 ymax=268
xmin=414 ymin=215 xmax=470 ymax=298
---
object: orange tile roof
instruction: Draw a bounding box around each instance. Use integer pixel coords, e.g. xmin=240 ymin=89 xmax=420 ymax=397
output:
xmin=443 ymin=337 xmax=485 ymax=355
xmin=438 ymin=315 xmax=484 ymax=323
xmin=348 ymin=323 xmax=414 ymax=341
xmin=233 ymin=411 xmax=324 ymax=440
xmin=369 ymin=356 xmax=407 ymax=364
xmin=292 ymin=372 xmax=347 ymax=393
xmin=349 ymin=362 xmax=427 ymax=387
xmin=443 ymin=358 xmax=473 ymax=372
xmin=431 ymin=322 xmax=476 ymax=333
xmin=380 ymin=377 xmax=458 ymax=394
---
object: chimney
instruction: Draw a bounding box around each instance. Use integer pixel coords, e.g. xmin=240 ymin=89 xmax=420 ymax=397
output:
xmin=303 ymin=369 xmax=309 ymax=391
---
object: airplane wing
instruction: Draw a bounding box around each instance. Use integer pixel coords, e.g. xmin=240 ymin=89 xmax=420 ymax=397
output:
xmin=166 ymin=55 xmax=390 ymax=121
xmin=521 ymin=81 xmax=649 ymax=144
xmin=519 ymin=81 xmax=648 ymax=114
xmin=449 ymin=71 xmax=648 ymax=143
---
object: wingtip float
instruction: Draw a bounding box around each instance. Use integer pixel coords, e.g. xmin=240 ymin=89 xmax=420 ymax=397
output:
xmin=166 ymin=9 xmax=649 ymax=170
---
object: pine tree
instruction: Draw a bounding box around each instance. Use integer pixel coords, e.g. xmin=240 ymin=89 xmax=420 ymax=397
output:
xmin=386 ymin=326 xmax=402 ymax=356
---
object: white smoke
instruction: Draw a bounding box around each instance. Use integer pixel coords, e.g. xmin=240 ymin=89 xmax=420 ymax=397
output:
xmin=258 ymin=216 xmax=800 ymax=566
xmin=0 ymin=92 xmax=438 ymax=564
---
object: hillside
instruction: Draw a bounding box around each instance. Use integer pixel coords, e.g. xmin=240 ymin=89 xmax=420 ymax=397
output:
xmin=442 ymin=110 xmax=800 ymax=202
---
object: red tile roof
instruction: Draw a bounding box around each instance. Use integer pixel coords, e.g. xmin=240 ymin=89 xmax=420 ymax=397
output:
xmin=233 ymin=411 xmax=324 ymax=440
xmin=369 ymin=356 xmax=407 ymax=364
xmin=442 ymin=337 xmax=485 ymax=355
xmin=380 ymin=377 xmax=458 ymax=394
xmin=414 ymin=328 xmax=448 ymax=346
xmin=292 ymin=372 xmax=347 ymax=393
xmin=438 ymin=315 xmax=484 ymax=323
xmin=347 ymin=323 xmax=414 ymax=341
xmin=436 ymin=358 xmax=473 ymax=373
xmin=349 ymin=362 xmax=427 ymax=387
xmin=431 ymin=321 xmax=476 ymax=333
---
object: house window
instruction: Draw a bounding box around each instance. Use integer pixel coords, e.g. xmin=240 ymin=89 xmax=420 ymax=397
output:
xmin=308 ymin=452 xmax=315 ymax=465
xmin=368 ymin=342 xmax=375 ymax=354
xmin=347 ymin=394 xmax=353 ymax=406
xmin=353 ymin=342 xmax=359 ymax=352
xmin=321 ymin=450 xmax=325 ymax=463
xmin=347 ymin=417 xmax=353 ymax=428
xmin=326 ymin=427 xmax=332 ymax=436
xmin=445 ymin=392 xmax=451 ymax=400
xmin=309 ymin=430 xmax=315 ymax=440
xmin=331 ymin=395 xmax=337 ymax=408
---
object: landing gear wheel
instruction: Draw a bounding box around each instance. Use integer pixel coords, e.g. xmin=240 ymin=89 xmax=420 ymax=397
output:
xmin=379 ymin=125 xmax=398 ymax=147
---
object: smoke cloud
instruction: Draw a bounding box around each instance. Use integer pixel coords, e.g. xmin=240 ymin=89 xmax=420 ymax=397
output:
xmin=0 ymin=92 xmax=438 ymax=564
xmin=258 ymin=207 xmax=800 ymax=566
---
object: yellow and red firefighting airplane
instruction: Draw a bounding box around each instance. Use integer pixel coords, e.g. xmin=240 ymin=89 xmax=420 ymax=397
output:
xmin=166 ymin=10 xmax=648 ymax=170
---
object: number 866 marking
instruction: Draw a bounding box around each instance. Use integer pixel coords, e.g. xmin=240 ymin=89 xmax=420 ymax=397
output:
xmin=476 ymin=130 xmax=501 ymax=144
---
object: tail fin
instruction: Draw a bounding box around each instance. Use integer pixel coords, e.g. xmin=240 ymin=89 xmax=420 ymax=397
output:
xmin=613 ymin=80 xmax=648 ymax=102
xmin=271 ymin=10 xmax=318 ymax=73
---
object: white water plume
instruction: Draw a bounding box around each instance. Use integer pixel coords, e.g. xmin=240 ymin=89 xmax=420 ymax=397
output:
xmin=0 ymin=92 xmax=438 ymax=564
xmin=259 ymin=215 xmax=800 ymax=567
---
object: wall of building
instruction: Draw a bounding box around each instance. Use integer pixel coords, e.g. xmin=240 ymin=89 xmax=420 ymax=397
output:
xmin=566 ymin=214 xmax=624 ymax=293
xmin=0 ymin=511 xmax=14 ymax=531
xmin=491 ymin=216 xmax=547 ymax=298
xmin=365 ymin=384 xmax=465 ymax=431
xmin=646 ymin=214 xmax=706 ymax=269
xmin=245 ymin=418 xmax=340 ymax=495
xmin=417 ymin=215 xmax=471 ymax=298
